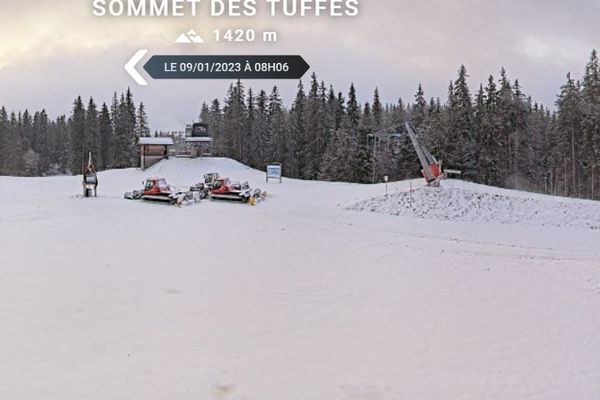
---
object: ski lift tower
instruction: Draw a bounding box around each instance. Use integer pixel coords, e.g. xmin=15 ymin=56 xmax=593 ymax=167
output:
xmin=369 ymin=122 xmax=447 ymax=186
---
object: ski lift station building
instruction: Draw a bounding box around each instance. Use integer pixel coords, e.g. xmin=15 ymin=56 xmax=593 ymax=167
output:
xmin=138 ymin=137 xmax=174 ymax=171
xmin=184 ymin=123 xmax=213 ymax=157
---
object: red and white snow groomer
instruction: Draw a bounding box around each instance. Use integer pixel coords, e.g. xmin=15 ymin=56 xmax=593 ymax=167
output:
xmin=206 ymin=174 xmax=265 ymax=205
xmin=125 ymin=177 xmax=186 ymax=204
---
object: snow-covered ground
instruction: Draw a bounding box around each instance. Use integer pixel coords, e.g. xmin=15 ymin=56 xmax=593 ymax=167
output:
xmin=1 ymin=158 xmax=600 ymax=400
xmin=351 ymin=180 xmax=600 ymax=230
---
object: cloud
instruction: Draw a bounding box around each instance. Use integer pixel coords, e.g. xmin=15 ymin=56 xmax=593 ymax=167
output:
xmin=0 ymin=0 xmax=598 ymax=130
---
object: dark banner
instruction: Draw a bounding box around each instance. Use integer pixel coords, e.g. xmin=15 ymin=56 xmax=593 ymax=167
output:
xmin=143 ymin=55 xmax=310 ymax=80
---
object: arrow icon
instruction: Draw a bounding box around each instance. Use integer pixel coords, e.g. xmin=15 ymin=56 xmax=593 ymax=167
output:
xmin=125 ymin=49 xmax=149 ymax=86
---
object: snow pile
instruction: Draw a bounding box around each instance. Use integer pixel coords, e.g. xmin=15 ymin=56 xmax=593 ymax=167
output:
xmin=350 ymin=181 xmax=600 ymax=230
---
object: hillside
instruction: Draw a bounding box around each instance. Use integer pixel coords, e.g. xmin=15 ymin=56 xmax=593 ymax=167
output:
xmin=1 ymin=158 xmax=600 ymax=400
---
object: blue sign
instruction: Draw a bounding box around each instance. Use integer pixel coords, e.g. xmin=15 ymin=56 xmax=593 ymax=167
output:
xmin=266 ymin=164 xmax=282 ymax=182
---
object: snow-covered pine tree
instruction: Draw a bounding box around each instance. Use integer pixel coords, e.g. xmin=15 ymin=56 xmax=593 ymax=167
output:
xmin=0 ymin=106 xmax=8 ymax=173
xmin=124 ymin=88 xmax=137 ymax=166
xmin=245 ymin=88 xmax=255 ymax=166
xmin=136 ymin=102 xmax=151 ymax=138
xmin=32 ymin=110 xmax=50 ymax=174
xmin=316 ymin=80 xmax=330 ymax=171
xmin=289 ymin=80 xmax=307 ymax=178
xmin=207 ymin=99 xmax=223 ymax=155
xmin=199 ymin=102 xmax=210 ymax=124
xmin=479 ymin=75 xmax=504 ymax=186
xmin=346 ymin=83 xmax=360 ymax=131
xmin=447 ymin=65 xmax=475 ymax=179
xmin=319 ymin=115 xmax=357 ymax=182
xmin=68 ymin=96 xmax=86 ymax=174
xmin=98 ymin=103 xmax=112 ymax=169
xmin=301 ymin=73 xmax=328 ymax=179
xmin=268 ymin=86 xmax=287 ymax=165
xmin=222 ymin=80 xmax=247 ymax=161
xmin=50 ymin=115 xmax=69 ymax=173
xmin=555 ymin=73 xmax=583 ymax=196
xmin=372 ymin=88 xmax=383 ymax=131
xmin=356 ymin=103 xmax=373 ymax=182
xmin=581 ymin=49 xmax=600 ymax=198
xmin=412 ymin=84 xmax=427 ymax=129
xmin=253 ymin=90 xmax=270 ymax=168
xmin=512 ymin=81 xmax=533 ymax=188
xmin=84 ymin=97 xmax=99 ymax=170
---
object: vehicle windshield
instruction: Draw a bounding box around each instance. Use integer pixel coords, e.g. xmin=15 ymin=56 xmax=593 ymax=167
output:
xmin=158 ymin=179 xmax=169 ymax=190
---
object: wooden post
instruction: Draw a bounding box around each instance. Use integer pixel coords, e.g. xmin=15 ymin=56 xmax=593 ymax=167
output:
xmin=141 ymin=145 xmax=145 ymax=171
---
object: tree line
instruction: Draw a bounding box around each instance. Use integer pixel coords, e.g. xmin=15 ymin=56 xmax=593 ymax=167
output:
xmin=1 ymin=50 xmax=599 ymax=200
xmin=0 ymin=88 xmax=149 ymax=176
xmin=202 ymin=50 xmax=600 ymax=199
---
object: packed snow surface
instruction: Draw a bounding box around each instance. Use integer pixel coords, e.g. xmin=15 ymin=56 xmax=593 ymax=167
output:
xmin=351 ymin=180 xmax=600 ymax=230
xmin=1 ymin=158 xmax=600 ymax=400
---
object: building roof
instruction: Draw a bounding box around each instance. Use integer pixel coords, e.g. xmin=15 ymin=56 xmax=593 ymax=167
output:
xmin=138 ymin=137 xmax=174 ymax=146
xmin=185 ymin=137 xmax=213 ymax=143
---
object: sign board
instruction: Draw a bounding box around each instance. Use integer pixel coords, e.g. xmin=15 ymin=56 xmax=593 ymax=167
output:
xmin=444 ymin=169 xmax=462 ymax=176
xmin=191 ymin=122 xmax=209 ymax=137
xmin=266 ymin=164 xmax=283 ymax=183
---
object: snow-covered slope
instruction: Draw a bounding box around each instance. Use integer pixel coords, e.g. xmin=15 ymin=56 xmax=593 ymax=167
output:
xmin=1 ymin=158 xmax=600 ymax=400
xmin=350 ymin=179 xmax=600 ymax=230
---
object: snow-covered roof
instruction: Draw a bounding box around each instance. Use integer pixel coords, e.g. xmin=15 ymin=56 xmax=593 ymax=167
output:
xmin=185 ymin=137 xmax=213 ymax=143
xmin=138 ymin=137 xmax=174 ymax=146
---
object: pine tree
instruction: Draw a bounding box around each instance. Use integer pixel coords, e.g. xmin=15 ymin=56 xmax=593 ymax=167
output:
xmin=124 ymin=88 xmax=137 ymax=165
xmin=555 ymin=73 xmax=583 ymax=196
xmin=479 ymin=75 xmax=503 ymax=185
xmin=222 ymin=80 xmax=247 ymax=161
xmin=51 ymin=115 xmax=69 ymax=173
xmin=412 ymin=84 xmax=427 ymax=128
xmin=302 ymin=73 xmax=327 ymax=178
xmin=208 ymin=99 xmax=223 ymax=156
xmin=0 ymin=106 xmax=8 ymax=173
xmin=446 ymin=65 xmax=475 ymax=178
xmin=581 ymin=49 xmax=600 ymax=198
xmin=6 ymin=112 xmax=24 ymax=175
xmin=68 ymin=96 xmax=86 ymax=174
xmin=84 ymin=97 xmax=99 ymax=168
xmin=98 ymin=103 xmax=112 ymax=169
xmin=199 ymin=102 xmax=210 ymax=124
xmin=347 ymin=84 xmax=360 ymax=131
xmin=392 ymin=98 xmax=406 ymax=126
xmin=268 ymin=86 xmax=287 ymax=165
xmin=512 ymin=80 xmax=533 ymax=187
xmin=136 ymin=102 xmax=151 ymax=138
xmin=289 ymin=80 xmax=307 ymax=178
xmin=246 ymin=88 xmax=256 ymax=166
xmin=496 ymin=67 xmax=515 ymax=179
xmin=32 ymin=110 xmax=50 ymax=174
xmin=319 ymin=117 xmax=357 ymax=182
xmin=356 ymin=103 xmax=373 ymax=182
xmin=372 ymin=88 xmax=383 ymax=130
xmin=253 ymin=90 xmax=270 ymax=167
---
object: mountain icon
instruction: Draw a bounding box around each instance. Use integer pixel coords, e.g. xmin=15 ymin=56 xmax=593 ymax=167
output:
xmin=175 ymin=29 xmax=204 ymax=44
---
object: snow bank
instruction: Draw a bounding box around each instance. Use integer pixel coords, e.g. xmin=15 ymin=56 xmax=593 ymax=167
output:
xmin=350 ymin=180 xmax=600 ymax=230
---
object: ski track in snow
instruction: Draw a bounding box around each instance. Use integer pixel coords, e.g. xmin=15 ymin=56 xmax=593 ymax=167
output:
xmin=1 ymin=158 xmax=600 ymax=400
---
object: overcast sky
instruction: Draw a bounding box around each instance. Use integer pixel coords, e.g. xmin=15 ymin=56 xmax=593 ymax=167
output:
xmin=0 ymin=0 xmax=599 ymax=130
